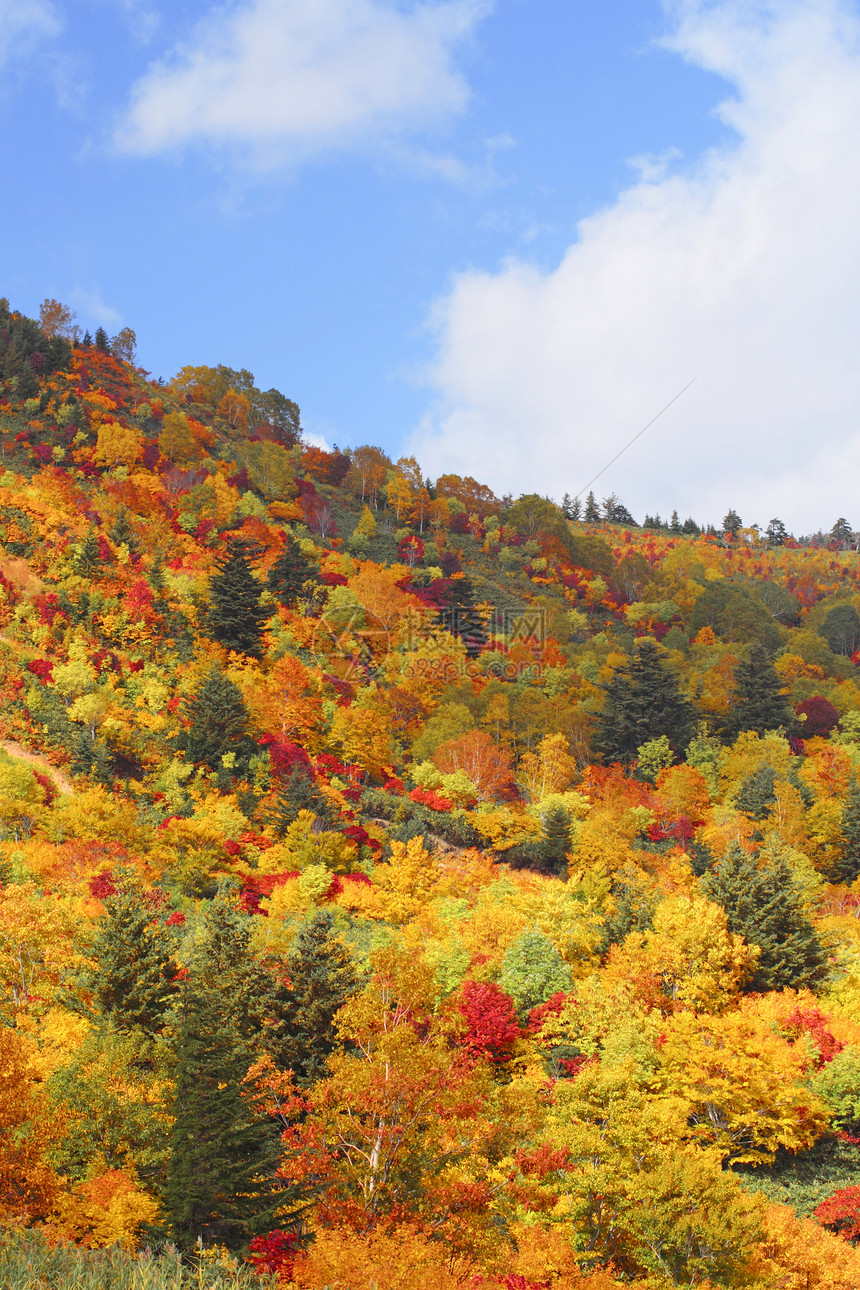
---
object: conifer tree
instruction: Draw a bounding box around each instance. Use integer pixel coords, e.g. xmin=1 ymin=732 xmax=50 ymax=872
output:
xmin=733 ymin=764 xmax=777 ymax=820
xmin=178 ymin=664 xmax=255 ymax=773
xmin=584 ymin=490 xmax=600 ymax=523
xmin=86 ymin=877 xmax=177 ymax=1039
xmin=267 ymin=534 xmax=315 ymax=608
xmin=166 ymin=897 xmax=288 ymax=1249
xmin=702 ymin=846 xmax=828 ymax=992
xmin=208 ymin=538 xmax=269 ymax=657
xmin=94 ymin=326 xmax=110 ymax=352
xmin=595 ymin=639 xmax=696 ymax=764
xmin=109 ymin=506 xmax=138 ymax=553
xmin=268 ymin=767 xmax=331 ymax=836
xmin=75 ymin=527 xmax=102 ymax=578
xmin=437 ymin=575 xmax=487 ymax=658
xmin=265 ymin=910 xmax=358 ymax=1087
xmin=725 ymin=644 xmax=795 ymax=740
xmin=541 ymin=805 xmax=572 ymax=878
xmin=832 ymin=777 xmax=860 ymax=884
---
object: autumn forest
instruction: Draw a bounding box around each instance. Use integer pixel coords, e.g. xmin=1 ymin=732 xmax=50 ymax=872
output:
xmin=3 ymin=296 xmax=860 ymax=1288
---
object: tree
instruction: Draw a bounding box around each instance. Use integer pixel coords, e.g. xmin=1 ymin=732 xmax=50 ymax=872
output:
xmin=725 ymin=644 xmax=795 ymax=740
xmin=178 ymin=664 xmax=255 ymax=773
xmin=832 ymin=777 xmax=860 ymax=884
xmin=85 ymin=876 xmax=177 ymax=1039
xmin=94 ymin=327 xmax=110 ymax=352
xmin=265 ymin=911 xmax=357 ymax=1087
xmin=795 ymin=695 xmax=840 ymax=738
xmin=766 ymin=517 xmax=789 ymax=546
xmin=166 ymin=897 xmax=286 ymax=1249
xmin=702 ymin=846 xmax=829 ymax=992
xmin=584 ymin=490 xmax=600 ymax=523
xmin=723 ymin=509 xmax=742 ymax=538
xmin=498 ymin=928 xmax=571 ymax=1018
xmin=831 ymin=518 xmax=855 ymax=549
xmin=733 ymin=764 xmax=777 ymax=820
xmin=267 ymin=535 xmax=315 ymax=608
xmin=208 ymin=539 xmax=270 ymax=657
xmin=595 ymin=639 xmax=696 ymax=764
xmin=111 ymin=328 xmax=137 ymax=364
xmin=39 ymin=298 xmax=78 ymax=341
xmin=75 ymin=528 xmax=103 ymax=578
xmin=158 ymin=410 xmax=194 ymax=463
xmin=819 ymin=604 xmax=860 ymax=657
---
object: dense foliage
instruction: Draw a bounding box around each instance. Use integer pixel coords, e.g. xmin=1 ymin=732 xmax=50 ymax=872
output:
xmin=3 ymin=297 xmax=860 ymax=1286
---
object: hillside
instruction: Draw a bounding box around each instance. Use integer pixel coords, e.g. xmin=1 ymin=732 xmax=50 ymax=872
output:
xmin=3 ymin=297 xmax=860 ymax=1286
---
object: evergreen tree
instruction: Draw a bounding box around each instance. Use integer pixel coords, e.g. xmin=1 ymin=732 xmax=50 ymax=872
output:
xmin=75 ymin=527 xmax=102 ymax=578
xmin=669 ymin=509 xmax=681 ymax=534
xmin=584 ymin=490 xmax=600 ymax=523
xmin=265 ymin=910 xmax=358 ymax=1087
xmin=723 ymin=509 xmax=742 ymax=538
xmin=832 ymin=777 xmax=860 ymax=884
xmin=681 ymin=516 xmax=700 ymax=535
xmin=109 ymin=506 xmax=138 ymax=554
xmin=178 ymin=664 xmax=255 ymax=774
xmin=208 ymin=538 xmax=270 ymax=657
xmin=594 ymin=639 xmax=696 ymax=764
xmin=733 ymin=764 xmax=777 ymax=820
xmin=599 ymin=868 xmax=656 ymax=953
xmin=725 ymin=644 xmax=795 ymax=740
xmin=436 ymin=575 xmax=487 ymax=658
xmin=268 ymin=767 xmax=332 ymax=835
xmin=702 ymin=847 xmax=829 ymax=992
xmin=541 ymin=806 xmax=572 ymax=878
xmin=267 ymin=534 xmax=315 ymax=608
xmin=766 ymin=517 xmax=788 ymax=546
xmin=94 ymin=326 xmax=110 ymax=352
xmin=86 ymin=877 xmax=177 ymax=1039
xmin=831 ymin=518 xmax=855 ymax=548
xmin=166 ymin=897 xmax=291 ymax=1249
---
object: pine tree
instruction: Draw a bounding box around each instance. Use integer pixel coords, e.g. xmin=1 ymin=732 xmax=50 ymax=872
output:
xmin=166 ymin=897 xmax=290 ymax=1249
xmin=264 ymin=910 xmax=357 ymax=1087
xmin=209 ymin=538 xmax=270 ymax=657
xmin=584 ymin=491 xmax=600 ymax=523
xmin=702 ymin=846 xmax=829 ymax=992
xmin=268 ymin=767 xmax=331 ymax=836
xmin=819 ymin=604 xmax=860 ymax=657
xmin=541 ymin=806 xmax=572 ymax=878
xmin=86 ymin=877 xmax=177 ymax=1039
xmin=832 ymin=777 xmax=860 ymax=884
xmin=178 ymin=664 xmax=255 ymax=773
xmin=437 ymin=575 xmax=487 ymax=658
xmin=723 ymin=509 xmax=742 ymax=538
xmin=733 ymin=764 xmax=777 ymax=820
xmin=109 ymin=506 xmax=138 ymax=554
xmin=94 ymin=326 xmax=110 ymax=352
xmin=75 ymin=527 xmax=102 ymax=578
xmin=669 ymin=509 xmax=681 ymax=534
xmin=725 ymin=644 xmax=795 ymax=740
xmin=595 ymin=639 xmax=696 ymax=764
xmin=267 ymin=535 xmax=315 ymax=608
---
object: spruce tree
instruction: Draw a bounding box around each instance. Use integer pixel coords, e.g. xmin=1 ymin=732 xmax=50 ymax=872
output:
xmin=267 ymin=534 xmax=316 ymax=608
xmin=819 ymin=604 xmax=860 ymax=657
xmin=86 ymin=877 xmax=177 ymax=1039
xmin=94 ymin=326 xmax=110 ymax=351
xmin=109 ymin=505 xmax=138 ymax=554
xmin=725 ymin=644 xmax=795 ymax=740
xmin=166 ymin=897 xmax=290 ymax=1249
xmin=541 ymin=806 xmax=572 ymax=878
xmin=178 ymin=664 xmax=255 ymax=773
xmin=733 ymin=764 xmax=777 ymax=820
xmin=76 ymin=527 xmax=103 ymax=578
xmin=595 ymin=639 xmax=696 ymax=764
xmin=208 ymin=538 xmax=269 ymax=657
xmin=584 ymin=491 xmax=600 ymax=523
xmin=702 ymin=846 xmax=829 ymax=992
xmin=268 ymin=767 xmax=331 ymax=836
xmin=436 ymin=575 xmax=487 ymax=658
xmin=832 ymin=777 xmax=860 ymax=884
xmin=265 ymin=910 xmax=358 ymax=1087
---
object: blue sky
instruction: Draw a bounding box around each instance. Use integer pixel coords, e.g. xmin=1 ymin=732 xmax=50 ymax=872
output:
xmin=3 ymin=1 xmax=860 ymax=530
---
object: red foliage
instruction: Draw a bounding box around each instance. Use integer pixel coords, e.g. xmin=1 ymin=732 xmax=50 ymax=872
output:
xmin=795 ymin=695 xmax=841 ymax=738
xmin=384 ymin=776 xmax=405 ymax=794
xmin=267 ymin=739 xmax=314 ymax=781
xmin=814 ymin=1186 xmax=860 ymax=1242
xmin=527 ymin=992 xmax=569 ymax=1035
xmin=165 ymin=910 xmax=186 ymax=927
xmin=646 ymin=815 xmax=695 ymax=844
xmin=784 ymin=1007 xmax=845 ymax=1068
xmin=33 ymin=592 xmax=67 ymax=626
xmin=89 ymin=872 xmax=117 ymax=899
xmin=27 ymin=658 xmax=54 ymax=684
xmin=513 ymin=1144 xmax=571 ymax=1180
xmin=246 ymin=1229 xmax=300 ymax=1276
xmin=344 ymin=871 xmax=373 ymax=886
xmin=458 ymin=980 xmax=520 ymax=1063
xmin=409 ymin=786 xmax=453 ymax=812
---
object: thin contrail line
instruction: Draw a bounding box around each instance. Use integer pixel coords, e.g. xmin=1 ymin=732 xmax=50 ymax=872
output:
xmin=574 ymin=375 xmax=699 ymax=500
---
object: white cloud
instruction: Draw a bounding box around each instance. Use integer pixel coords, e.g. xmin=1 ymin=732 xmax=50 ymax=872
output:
xmin=69 ymin=286 xmax=123 ymax=331
xmin=412 ymin=0 xmax=860 ymax=533
xmin=0 ymin=0 xmax=61 ymax=66
xmin=114 ymin=0 xmax=490 ymax=162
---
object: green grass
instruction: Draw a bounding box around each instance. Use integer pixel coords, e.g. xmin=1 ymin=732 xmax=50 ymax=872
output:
xmin=0 ymin=1230 xmax=279 ymax=1290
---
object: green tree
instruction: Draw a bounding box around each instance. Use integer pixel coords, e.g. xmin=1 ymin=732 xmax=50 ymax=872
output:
xmin=208 ymin=539 xmax=270 ymax=657
xmin=733 ymin=765 xmax=777 ymax=821
xmin=267 ymin=535 xmax=316 ymax=609
xmin=819 ymin=604 xmax=860 ymax=657
xmin=584 ymin=490 xmax=600 ymax=523
xmin=85 ymin=877 xmax=177 ymax=1040
xmin=94 ymin=326 xmax=110 ymax=352
xmin=109 ymin=506 xmax=138 ymax=553
xmin=831 ymin=777 xmax=860 ymax=884
xmin=723 ymin=509 xmax=742 ymax=538
xmin=831 ymin=518 xmax=855 ymax=548
xmin=595 ymin=639 xmax=696 ymax=764
xmin=75 ymin=528 xmax=103 ymax=578
xmin=265 ymin=911 xmax=357 ymax=1087
xmin=268 ymin=767 xmax=332 ymax=835
xmin=178 ymin=664 xmax=255 ymax=774
xmin=702 ymin=847 xmax=828 ymax=993
xmin=766 ymin=517 xmax=789 ymax=546
xmin=499 ymin=927 xmax=572 ymax=1018
xmin=166 ymin=897 xmax=288 ymax=1249
xmin=725 ymin=644 xmax=795 ymax=740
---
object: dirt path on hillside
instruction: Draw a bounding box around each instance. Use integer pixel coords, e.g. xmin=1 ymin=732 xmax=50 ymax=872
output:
xmin=0 ymin=740 xmax=74 ymax=795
